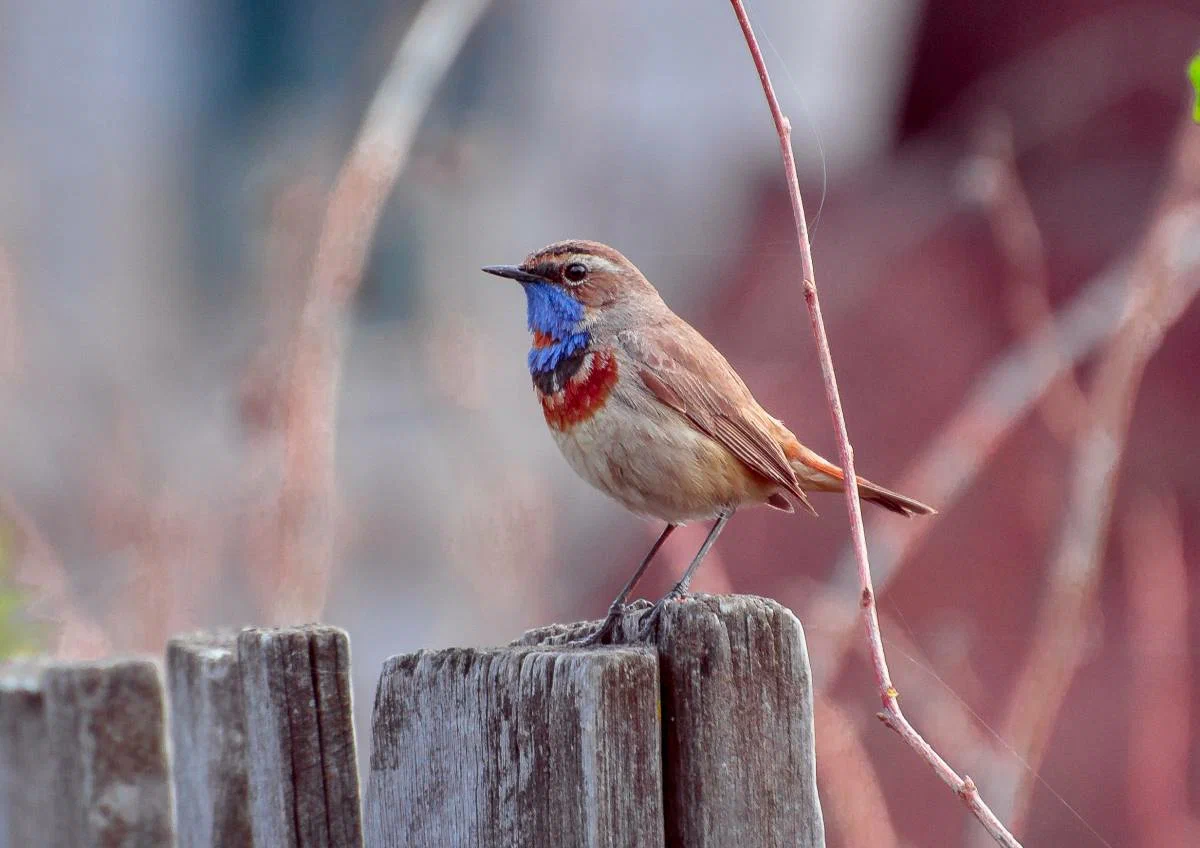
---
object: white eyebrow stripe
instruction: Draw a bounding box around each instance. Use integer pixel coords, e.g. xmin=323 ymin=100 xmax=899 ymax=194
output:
xmin=583 ymin=256 xmax=620 ymax=275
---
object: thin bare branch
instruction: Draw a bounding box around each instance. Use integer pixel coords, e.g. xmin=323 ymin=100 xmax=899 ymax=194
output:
xmin=727 ymin=2 xmax=1020 ymax=845
xmin=269 ymin=0 xmax=493 ymax=622
xmin=239 ymin=176 xmax=322 ymax=439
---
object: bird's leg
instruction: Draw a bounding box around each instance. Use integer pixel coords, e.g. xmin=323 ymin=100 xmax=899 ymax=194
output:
xmin=637 ymin=508 xmax=734 ymax=641
xmin=576 ymin=523 xmax=677 ymax=646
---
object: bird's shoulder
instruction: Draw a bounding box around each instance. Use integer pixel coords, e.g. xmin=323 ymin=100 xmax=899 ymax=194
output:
xmin=616 ymin=317 xmax=754 ymax=405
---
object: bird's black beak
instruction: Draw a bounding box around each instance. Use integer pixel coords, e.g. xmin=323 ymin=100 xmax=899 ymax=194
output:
xmin=482 ymin=264 xmax=543 ymax=283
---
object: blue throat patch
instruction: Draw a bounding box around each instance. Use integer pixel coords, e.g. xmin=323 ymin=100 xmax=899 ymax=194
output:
xmin=524 ymin=283 xmax=590 ymax=373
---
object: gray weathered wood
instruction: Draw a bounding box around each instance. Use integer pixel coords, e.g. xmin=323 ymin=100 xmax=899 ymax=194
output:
xmin=520 ymin=594 xmax=825 ymax=847
xmin=41 ymin=658 xmax=175 ymax=847
xmin=364 ymin=644 xmax=664 ymax=848
xmin=238 ymin=624 xmax=362 ymax=848
xmin=166 ymin=631 xmax=251 ymax=848
xmin=0 ymin=662 xmax=49 ymax=848
xmin=656 ymin=595 xmax=825 ymax=847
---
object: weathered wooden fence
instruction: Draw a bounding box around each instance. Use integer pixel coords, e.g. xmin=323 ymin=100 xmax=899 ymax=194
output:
xmin=0 ymin=594 xmax=824 ymax=847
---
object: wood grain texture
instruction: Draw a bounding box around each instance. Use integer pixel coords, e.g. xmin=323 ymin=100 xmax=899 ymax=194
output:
xmin=42 ymin=658 xmax=175 ymax=847
xmin=0 ymin=662 xmax=49 ymax=848
xmin=656 ymin=595 xmax=825 ymax=848
xmin=364 ymin=645 xmax=663 ymax=848
xmin=521 ymin=595 xmax=824 ymax=846
xmin=237 ymin=624 xmax=362 ymax=848
xmin=166 ymin=631 xmax=251 ymax=848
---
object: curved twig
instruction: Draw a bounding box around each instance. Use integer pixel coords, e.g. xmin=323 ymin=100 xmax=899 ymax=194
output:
xmin=727 ymin=2 xmax=1021 ymax=845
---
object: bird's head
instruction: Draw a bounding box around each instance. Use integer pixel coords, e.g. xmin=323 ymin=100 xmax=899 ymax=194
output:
xmin=482 ymin=240 xmax=664 ymax=349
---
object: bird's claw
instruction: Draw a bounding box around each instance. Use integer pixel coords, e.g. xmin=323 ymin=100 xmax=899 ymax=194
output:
xmin=636 ymin=607 xmax=663 ymax=642
xmin=570 ymin=605 xmax=626 ymax=647
xmin=636 ymin=589 xmax=685 ymax=642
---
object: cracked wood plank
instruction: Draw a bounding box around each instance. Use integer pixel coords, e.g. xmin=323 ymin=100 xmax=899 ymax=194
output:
xmin=238 ymin=624 xmax=362 ymax=848
xmin=655 ymin=595 xmax=825 ymax=848
xmin=166 ymin=630 xmax=252 ymax=848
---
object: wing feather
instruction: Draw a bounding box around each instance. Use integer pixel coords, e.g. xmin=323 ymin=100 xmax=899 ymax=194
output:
xmin=624 ymin=323 xmax=816 ymax=515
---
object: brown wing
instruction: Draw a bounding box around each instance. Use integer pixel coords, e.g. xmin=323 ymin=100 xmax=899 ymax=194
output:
xmin=621 ymin=322 xmax=816 ymax=515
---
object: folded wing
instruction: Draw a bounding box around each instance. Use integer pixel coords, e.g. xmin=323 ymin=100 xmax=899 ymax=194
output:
xmin=622 ymin=322 xmax=817 ymax=516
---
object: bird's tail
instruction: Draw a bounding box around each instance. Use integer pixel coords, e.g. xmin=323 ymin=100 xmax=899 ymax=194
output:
xmin=785 ymin=442 xmax=936 ymax=518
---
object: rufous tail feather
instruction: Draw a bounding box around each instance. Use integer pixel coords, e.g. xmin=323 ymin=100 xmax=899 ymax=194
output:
xmin=785 ymin=442 xmax=936 ymax=518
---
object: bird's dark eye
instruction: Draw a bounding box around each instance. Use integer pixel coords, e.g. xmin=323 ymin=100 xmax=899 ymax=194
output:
xmin=563 ymin=262 xmax=587 ymax=283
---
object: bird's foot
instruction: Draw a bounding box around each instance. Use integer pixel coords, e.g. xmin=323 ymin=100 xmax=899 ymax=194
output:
xmin=636 ymin=589 xmax=686 ymax=642
xmin=570 ymin=604 xmax=627 ymax=647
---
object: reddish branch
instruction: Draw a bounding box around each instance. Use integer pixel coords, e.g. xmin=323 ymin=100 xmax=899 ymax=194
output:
xmin=269 ymin=0 xmax=493 ymax=621
xmin=727 ymin=2 xmax=1020 ymax=845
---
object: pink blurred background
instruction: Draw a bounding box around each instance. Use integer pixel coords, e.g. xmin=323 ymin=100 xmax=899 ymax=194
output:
xmin=1 ymin=1 xmax=1198 ymax=844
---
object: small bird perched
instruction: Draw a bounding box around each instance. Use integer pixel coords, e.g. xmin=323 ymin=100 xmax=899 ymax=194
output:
xmin=484 ymin=240 xmax=935 ymax=643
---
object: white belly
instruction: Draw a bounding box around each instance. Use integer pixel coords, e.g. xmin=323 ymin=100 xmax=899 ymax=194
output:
xmin=549 ymin=400 xmax=752 ymax=524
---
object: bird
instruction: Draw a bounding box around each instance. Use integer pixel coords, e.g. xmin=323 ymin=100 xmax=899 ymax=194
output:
xmin=483 ymin=240 xmax=935 ymax=643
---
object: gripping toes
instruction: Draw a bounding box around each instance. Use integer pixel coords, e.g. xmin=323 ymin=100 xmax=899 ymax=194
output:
xmin=636 ymin=590 xmax=684 ymax=641
xmin=576 ymin=611 xmax=622 ymax=646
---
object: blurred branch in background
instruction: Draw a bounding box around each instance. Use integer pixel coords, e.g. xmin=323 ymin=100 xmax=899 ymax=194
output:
xmin=265 ymin=0 xmax=493 ymax=622
xmin=240 ymin=179 xmax=322 ymax=614
xmin=972 ymin=116 xmax=1200 ymax=846
xmin=239 ymin=179 xmax=323 ymax=441
xmin=817 ymin=135 xmax=1200 ymax=690
xmin=728 ymin=1 xmax=1019 ymax=844
xmin=958 ymin=113 xmax=1091 ymax=444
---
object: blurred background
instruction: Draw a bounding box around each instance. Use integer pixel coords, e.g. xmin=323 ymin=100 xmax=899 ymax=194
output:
xmin=2 ymin=0 xmax=1199 ymax=844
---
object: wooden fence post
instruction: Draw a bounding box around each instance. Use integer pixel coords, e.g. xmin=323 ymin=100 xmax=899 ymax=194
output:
xmin=5 ymin=658 xmax=175 ymax=847
xmin=166 ymin=631 xmax=251 ymax=848
xmin=516 ymin=595 xmax=825 ymax=847
xmin=6 ymin=594 xmax=820 ymax=848
xmin=0 ymin=662 xmax=49 ymax=848
xmin=237 ymin=624 xmax=362 ymax=848
xmin=654 ymin=595 xmax=825 ymax=847
xmin=364 ymin=644 xmax=664 ymax=848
